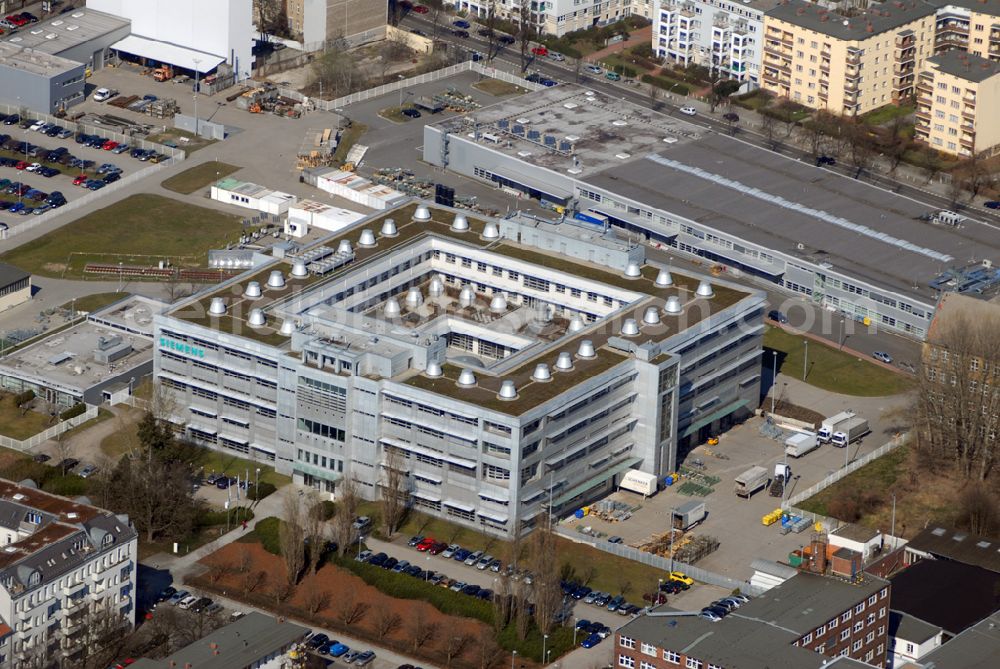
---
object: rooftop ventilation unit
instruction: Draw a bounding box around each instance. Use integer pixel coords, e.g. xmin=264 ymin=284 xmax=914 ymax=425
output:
xmin=568 ymin=315 xmax=585 ymax=332
xmin=381 ymin=218 xmax=398 ymax=237
xmin=664 ymin=296 xmax=682 ymax=314
xmin=490 ymin=294 xmax=508 ymax=312
xmin=532 ymin=363 xmax=552 ymax=382
xmin=384 ymin=297 xmax=402 ymax=318
xmin=457 ymin=369 xmax=477 ymax=387
xmin=358 ymin=229 xmax=377 ymax=247
xmin=544 ymin=135 xmax=557 ymax=147
xmin=512 ymin=124 xmax=525 ymax=135
xmin=621 ymin=318 xmax=640 ymax=336
xmin=563 ymin=102 xmax=578 ymax=109
xmin=405 ymin=287 xmax=424 ymax=308
xmin=559 ymin=140 xmax=573 ymax=152
xmin=655 ymin=269 xmax=673 ymax=287
xmin=459 ymin=286 xmax=476 ymax=307
xmin=291 ymin=260 xmax=308 ymax=278
xmin=555 ymin=351 xmax=574 ymax=371
xmin=451 ymin=214 xmax=470 ymax=232
xmin=497 ymin=119 xmax=510 ymax=129
xmin=425 ymin=361 xmax=443 ymax=377
xmin=516 ymin=117 xmax=531 ymax=125
xmin=244 ymin=281 xmax=262 ymax=299
xmin=267 ymin=270 xmax=285 ymax=289
xmin=527 ymin=130 xmax=541 ymax=140
xmin=612 ymin=120 xmax=628 ymax=127
xmin=643 ymin=306 xmax=661 ymax=325
xmin=428 ymin=276 xmax=445 ymax=297
xmin=413 ymin=205 xmax=432 ymax=221
xmin=208 ymin=297 xmax=227 ymax=315
xmin=696 ymin=280 xmax=715 ymax=298
xmin=497 ymin=380 xmax=518 ymax=400
xmin=279 ymin=320 xmax=295 ymax=336
xmin=624 ymin=262 xmax=641 ymax=278
xmin=482 ymin=222 xmax=500 ymax=240
xmin=248 ymin=309 xmax=266 ymax=327
xmin=337 ymin=239 xmax=353 ymax=255
xmin=577 ymin=339 xmax=596 ymax=359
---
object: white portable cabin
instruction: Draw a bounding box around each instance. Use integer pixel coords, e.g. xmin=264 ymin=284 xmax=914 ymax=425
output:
xmin=618 ymin=469 xmax=658 ymax=497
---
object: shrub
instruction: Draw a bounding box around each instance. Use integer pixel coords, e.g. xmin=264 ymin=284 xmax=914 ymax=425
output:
xmin=0 ymin=459 xmax=54 ymax=487
xmin=641 ymin=74 xmax=690 ymax=96
xmin=42 ymin=474 xmax=88 ymax=497
xmin=13 ymin=390 xmax=35 ymax=406
xmin=318 ymin=500 xmax=336 ymax=520
xmin=247 ymin=516 xmax=281 ymax=555
xmin=498 ymin=623 xmax=575 ymax=662
xmin=198 ymin=507 xmax=254 ymax=528
xmin=249 ymin=481 xmax=276 ymax=501
xmin=59 ymin=403 xmax=87 ymax=421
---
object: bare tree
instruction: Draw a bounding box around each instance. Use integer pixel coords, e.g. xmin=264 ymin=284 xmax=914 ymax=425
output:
xmin=306 ymin=589 xmax=332 ymax=615
xmin=882 ymin=115 xmax=910 ymax=176
xmin=958 ymin=483 xmax=1000 ymax=535
xmin=483 ymin=1 xmax=501 ymax=61
xmin=336 ymin=591 xmax=370 ymax=625
xmin=269 ymin=579 xmax=294 ymax=608
xmin=918 ymin=149 xmax=945 ymax=184
xmin=254 ymin=0 xmax=286 ymax=39
xmin=243 ymin=569 xmax=266 ymax=594
xmin=759 ymin=112 xmax=779 ymax=151
xmin=427 ymin=0 xmax=445 ymax=39
xmin=492 ymin=574 xmax=512 ymax=633
xmin=303 ymin=492 xmax=326 ymax=575
xmin=648 ymin=83 xmax=660 ymax=111
xmin=373 ymin=603 xmax=403 ymax=639
xmin=478 ymin=627 xmax=503 ymax=669
xmin=916 ymin=309 xmax=1000 ymax=482
xmin=380 ymin=445 xmax=409 ymax=538
xmin=515 ymin=2 xmax=536 ymax=73
xmin=513 ymin=578 xmax=531 ymax=640
xmin=333 ymin=478 xmax=361 ymax=556
xmin=444 ymin=633 xmax=472 ymax=668
xmin=527 ymin=514 xmax=562 ymax=633
xmin=406 ymin=608 xmax=439 ymax=651
xmin=846 ymin=120 xmax=875 ymax=179
xmin=208 ymin=557 xmax=234 ymax=583
xmin=279 ymin=491 xmax=306 ymax=585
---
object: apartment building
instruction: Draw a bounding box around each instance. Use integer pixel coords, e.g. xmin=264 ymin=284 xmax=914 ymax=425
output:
xmin=914 ymin=49 xmax=1000 ymax=156
xmin=653 ymin=0 xmax=778 ymax=86
xmin=154 ymin=202 xmax=764 ymax=537
xmin=930 ymin=0 xmax=1000 ymax=61
xmin=0 ymin=480 xmax=137 ymax=668
xmin=453 ymin=0 xmax=651 ymax=36
xmin=761 ymin=0 xmax=936 ymax=115
xmin=615 ymin=571 xmax=891 ymax=669
xmin=285 ymin=0 xmax=387 ymax=48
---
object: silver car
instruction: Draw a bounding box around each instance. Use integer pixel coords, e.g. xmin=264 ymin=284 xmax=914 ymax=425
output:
xmin=78 ymin=464 xmax=99 ymax=478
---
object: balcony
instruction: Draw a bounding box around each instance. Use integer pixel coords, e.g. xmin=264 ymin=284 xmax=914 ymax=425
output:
xmin=961 ymin=136 xmax=975 ymax=150
xmin=896 ymin=33 xmax=915 ymax=48
xmin=893 ymin=75 xmax=915 ymax=88
xmin=894 ymin=50 xmax=915 ymax=65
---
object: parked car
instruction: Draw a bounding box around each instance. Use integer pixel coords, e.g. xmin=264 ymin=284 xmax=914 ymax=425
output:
xmin=679 ymin=106 xmax=697 ymax=116
xmin=581 ymin=633 xmax=602 ymax=648
xmin=352 ymin=516 xmax=372 ymax=531
xmin=452 ymin=19 xmax=471 ymax=28
xmin=355 ymin=651 xmax=376 ymax=666
xmin=382 ymin=557 xmax=399 ymax=571
xmin=607 ymin=595 xmax=625 ymax=612
xmin=306 ymin=633 xmax=330 ymax=650
xmin=452 ymin=29 xmax=469 ymax=38
xmin=56 ymin=458 xmax=79 ymax=472
xmin=356 ymin=550 xmax=373 ymax=562
xmin=549 ymin=51 xmax=565 ymax=61
xmin=449 ymin=580 xmax=466 ymax=592
xmin=177 ymin=595 xmax=199 ymax=610
xmin=93 ymin=88 xmax=114 ymax=102
xmin=191 ymin=597 xmax=213 ymax=613
xmin=464 ymin=550 xmax=483 ymax=566
xmin=328 ymin=643 xmax=350 ymax=657
xmin=32 ymin=454 xmax=50 ymax=463
xmin=78 ymin=464 xmax=99 ymax=478
xmin=416 ymin=537 xmax=436 ymax=552
xmin=872 ymin=351 xmax=893 ymax=364
xmin=584 ymin=64 xmax=603 ymax=74
xmin=699 ymin=609 xmax=723 ymax=622
xmin=390 ymin=559 xmax=409 ymax=573
xmin=531 ymin=46 xmax=548 ymax=56
xmin=816 ymin=155 xmax=836 ymax=166
xmin=984 ymin=201 xmax=1000 ymax=210
xmin=442 ymin=544 xmax=459 ymax=558
xmin=168 ymin=590 xmax=190 ymax=606
xmin=476 ymin=554 xmax=494 ymax=570
xmin=407 ymin=535 xmax=425 ymax=547
xmin=668 ymin=571 xmax=694 ymax=586
xmin=768 ymin=309 xmax=788 ymax=324
xmin=452 ymin=548 xmax=472 ymax=562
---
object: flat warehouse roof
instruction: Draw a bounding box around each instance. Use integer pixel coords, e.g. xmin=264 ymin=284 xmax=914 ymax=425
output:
xmin=2 ymin=9 xmax=130 ymax=55
xmin=583 ymin=134 xmax=1000 ymax=303
xmin=0 ymin=43 xmax=82 ymax=76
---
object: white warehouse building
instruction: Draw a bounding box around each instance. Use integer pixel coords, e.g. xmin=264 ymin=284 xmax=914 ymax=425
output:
xmin=154 ymin=201 xmax=765 ymax=536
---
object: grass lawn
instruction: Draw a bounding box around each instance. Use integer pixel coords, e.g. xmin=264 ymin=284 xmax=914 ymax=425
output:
xmin=733 ymin=91 xmax=773 ymax=111
xmin=58 ymin=292 xmax=127 ymax=314
xmin=377 ymin=105 xmax=416 ymax=123
xmin=332 ymin=122 xmax=369 ymax=165
xmin=364 ymin=505 xmax=668 ymax=600
xmin=0 ymin=193 xmax=244 ymax=278
xmin=195 ymin=450 xmax=291 ymax=487
xmin=0 ymin=393 xmax=55 ymax=440
xmin=161 ymin=160 xmax=241 ymax=195
xmin=765 ymin=326 xmax=913 ymax=397
xmin=863 ymin=104 xmax=914 ymax=126
xmin=100 ymin=429 xmax=136 ymax=459
xmin=55 ymin=407 xmax=113 ymax=440
xmin=472 ymin=79 xmax=529 ymax=96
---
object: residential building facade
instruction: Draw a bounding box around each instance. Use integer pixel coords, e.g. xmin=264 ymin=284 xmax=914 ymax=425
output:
xmin=452 ymin=0 xmax=651 ymax=37
xmin=914 ymin=49 xmax=1000 ymax=156
xmin=761 ymin=0 xmax=936 ymax=115
xmin=285 ymin=0 xmax=387 ymax=49
xmin=154 ymin=202 xmax=765 ymax=537
xmin=653 ymin=0 xmax=777 ymax=86
xmin=930 ymin=1 xmax=1000 ymax=62
xmin=0 ymin=480 xmax=137 ymax=668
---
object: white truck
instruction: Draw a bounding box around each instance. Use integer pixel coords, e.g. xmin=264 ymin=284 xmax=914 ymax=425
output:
xmin=784 ymin=432 xmax=819 ymax=458
xmin=817 ymin=411 xmax=858 ymax=444
xmin=735 ymin=466 xmax=769 ymax=498
xmin=831 ymin=416 xmax=871 ymax=448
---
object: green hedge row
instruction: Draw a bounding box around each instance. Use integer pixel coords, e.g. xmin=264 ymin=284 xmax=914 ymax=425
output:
xmin=59 ymin=403 xmax=87 ymax=421
xmin=641 ymin=74 xmax=690 ymax=96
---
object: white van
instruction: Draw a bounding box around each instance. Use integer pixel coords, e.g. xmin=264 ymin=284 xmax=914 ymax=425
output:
xmin=93 ymin=88 xmax=113 ymax=102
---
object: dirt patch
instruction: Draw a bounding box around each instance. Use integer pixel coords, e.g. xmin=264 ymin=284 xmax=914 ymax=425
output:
xmin=472 ymin=80 xmax=529 ymax=97
xmin=771 ymin=400 xmax=824 ymax=428
xmin=191 ymin=542 xmax=511 ymax=669
xmin=42 ymin=263 xmax=67 ymax=274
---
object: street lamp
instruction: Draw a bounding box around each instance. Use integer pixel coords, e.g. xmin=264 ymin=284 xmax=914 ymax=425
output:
xmin=573 ymin=617 xmax=577 ymax=645
xmin=542 ymin=634 xmax=548 ymax=666
xmin=770 ymin=350 xmax=778 ymax=414
xmin=803 ymin=339 xmax=808 ymax=382
xmin=193 ymin=58 xmax=201 ymax=137
xmin=511 ymin=650 xmax=517 ymax=669
xmin=838 ymin=318 xmax=845 ymax=350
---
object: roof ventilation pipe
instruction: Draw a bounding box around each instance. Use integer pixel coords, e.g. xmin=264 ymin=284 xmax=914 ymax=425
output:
xmin=456 ymin=368 xmax=477 ymax=386
xmin=358 ymin=229 xmax=377 ymax=247
xmin=208 ymin=297 xmax=226 ymax=315
xmin=243 ymin=281 xmax=262 ymax=299
xmin=654 ymin=269 xmax=673 ymax=287
xmin=497 ymin=380 xmax=518 ymax=400
xmin=248 ymin=309 xmax=266 ymax=327
xmin=531 ymin=363 xmax=552 ymax=382
xmin=555 ymin=351 xmax=574 ymax=371
xmin=642 ymin=306 xmax=661 ymax=325
xmin=577 ymin=339 xmax=596 ymax=359
xmin=621 ymin=318 xmax=640 ymax=336
xmin=381 ymin=218 xmax=398 ymax=237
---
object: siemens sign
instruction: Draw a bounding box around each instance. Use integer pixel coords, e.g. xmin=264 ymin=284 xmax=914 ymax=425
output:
xmin=159 ymin=337 xmax=205 ymax=358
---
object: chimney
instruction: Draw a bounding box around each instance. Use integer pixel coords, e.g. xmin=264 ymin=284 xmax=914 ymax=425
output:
xmin=866 ymin=22 xmax=874 ymax=33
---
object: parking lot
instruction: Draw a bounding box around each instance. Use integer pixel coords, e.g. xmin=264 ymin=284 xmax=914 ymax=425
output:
xmin=557 ymin=392 xmax=907 ymax=582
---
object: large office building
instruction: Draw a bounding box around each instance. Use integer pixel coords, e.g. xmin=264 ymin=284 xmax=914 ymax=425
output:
xmin=653 ymin=0 xmax=777 ymax=87
xmin=0 ymin=480 xmax=138 ymax=668
xmin=154 ymin=201 xmax=765 ymax=536
xmin=615 ymin=571 xmax=891 ymax=669
xmin=914 ymin=49 xmax=1000 ymax=156
xmin=422 ymin=85 xmax=1000 ymax=341
xmin=761 ymin=0 xmax=937 ymax=115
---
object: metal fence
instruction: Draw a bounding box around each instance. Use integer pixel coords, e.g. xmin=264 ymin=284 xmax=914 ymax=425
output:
xmin=784 ymin=433 xmax=909 ymax=509
xmin=556 ymin=526 xmax=765 ymax=596
xmin=0 ymin=405 xmax=99 ymax=451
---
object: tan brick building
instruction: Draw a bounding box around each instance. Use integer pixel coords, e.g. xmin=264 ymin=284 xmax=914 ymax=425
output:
xmin=285 ymin=0 xmax=387 ymax=49
xmin=615 ymin=571 xmax=891 ymax=669
xmin=762 ymin=0 xmax=936 ymax=115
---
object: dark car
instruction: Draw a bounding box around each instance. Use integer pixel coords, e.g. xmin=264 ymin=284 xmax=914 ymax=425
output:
xmin=368 ymin=552 xmax=388 ymax=567
xmin=722 ymin=112 xmax=740 ymax=123
xmin=158 ymin=586 xmax=177 ymax=602
xmin=191 ymin=597 xmax=213 ymax=613
xmin=477 ymin=27 xmax=493 ymax=37
xmin=453 ymin=19 xmax=471 ymax=28
xmin=498 ymin=35 xmax=515 ymax=45
xmin=103 ymin=172 xmax=121 ymax=183
xmin=382 ymin=557 xmax=399 ymax=571
xmin=703 ymin=605 xmax=729 ymax=618
xmin=475 ymin=588 xmax=493 ymax=600
xmin=581 ymin=633 xmax=602 ymax=648
xmin=44 ymin=125 xmax=62 ymax=137
xmin=452 ymin=29 xmax=469 ymax=38
xmin=32 ymin=453 xmax=51 ymax=463
xmin=984 ymin=201 xmax=1000 ymax=210
xmin=816 ymin=155 xmax=836 ymax=166
xmin=306 ymin=633 xmax=330 ymax=650
xmin=56 ymin=458 xmax=80 ymax=472
xmin=452 ymin=548 xmax=472 ymax=562
xmin=3 ymin=114 xmax=19 ymax=125
xmin=461 ymin=583 xmax=480 ymax=596
xmin=407 ymin=535 xmax=424 ymax=547
xmin=525 ymin=73 xmax=543 ymax=83
xmin=572 ymin=586 xmax=592 ymax=600
xmin=767 ymin=309 xmax=788 ymax=324
xmin=215 ymin=477 xmax=232 ymax=489
xmin=401 ymin=108 xmax=421 ymax=119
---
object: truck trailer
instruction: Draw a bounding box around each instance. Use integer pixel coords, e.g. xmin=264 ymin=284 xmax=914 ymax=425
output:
xmin=831 ymin=417 xmax=870 ymax=448
xmin=671 ymin=501 xmax=707 ymax=530
xmin=735 ymin=466 xmax=769 ymax=498
xmin=818 ymin=411 xmax=858 ymax=443
xmin=785 ymin=432 xmax=819 ymax=458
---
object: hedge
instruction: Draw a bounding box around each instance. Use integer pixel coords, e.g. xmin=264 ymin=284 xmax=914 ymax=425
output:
xmin=249 ymin=481 xmax=276 ymax=501
xmin=13 ymin=390 xmax=35 ymax=406
xmin=246 ymin=516 xmax=282 ymax=555
xmin=59 ymin=403 xmax=87 ymax=421
xmin=42 ymin=474 xmax=88 ymax=497
xmin=641 ymin=74 xmax=690 ymax=96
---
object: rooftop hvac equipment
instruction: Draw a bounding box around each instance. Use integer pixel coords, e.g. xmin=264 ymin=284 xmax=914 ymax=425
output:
xmin=96 ymin=335 xmax=123 ymax=351
xmin=482 ymin=222 xmax=500 ymax=240
xmin=381 ymin=218 xmax=398 ymax=237
xmin=643 ymin=306 xmax=661 ymax=325
xmin=267 ymin=270 xmax=285 ymax=289
xmin=451 ymin=213 xmax=470 ymax=232
xmin=248 ymin=309 xmax=266 ymax=327
xmin=696 ymin=280 xmax=714 ymax=298
xmin=291 ymin=260 xmax=308 ymax=278
xmin=528 ymin=130 xmax=541 ymax=140
xmin=577 ymin=339 xmax=596 ymax=359
xmin=358 ymin=229 xmax=377 ymax=247
xmin=621 ymin=318 xmax=640 ymax=336
xmin=337 ymin=239 xmax=353 ymax=255
xmin=490 ymin=294 xmax=508 ymax=312
xmin=384 ymin=297 xmax=402 ymax=318
xmin=244 ymin=281 xmax=262 ymax=298
xmin=405 ymin=287 xmax=424 ymax=308
xmin=568 ymin=315 xmax=585 ymax=332
xmin=512 ymin=124 xmax=525 ymax=135
xmin=532 ymin=363 xmax=552 ymax=382
xmin=555 ymin=351 xmax=574 ymax=371
xmin=457 ymin=368 xmax=477 ymax=387
xmin=279 ymin=320 xmax=295 ymax=336
xmin=498 ymin=380 xmax=518 ymax=400
xmin=497 ymin=119 xmax=510 ymax=129
xmin=664 ymin=296 xmax=682 ymax=314
xmin=655 ymin=269 xmax=673 ymax=287
xmin=425 ymin=361 xmax=443 ymax=377
xmin=624 ymin=262 xmax=641 ymax=278
xmin=559 ymin=140 xmax=573 ymax=152
xmin=413 ymin=205 xmax=432 ymax=221
xmin=428 ymin=275 xmax=445 ymax=297
xmin=459 ymin=286 xmax=476 ymax=307
xmin=208 ymin=297 xmax=227 ymax=315
xmin=544 ymin=135 xmax=557 ymax=147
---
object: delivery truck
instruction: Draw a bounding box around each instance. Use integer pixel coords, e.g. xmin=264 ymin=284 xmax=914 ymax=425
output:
xmin=817 ymin=411 xmax=858 ymax=444
xmin=784 ymin=432 xmax=819 ymax=458
xmin=735 ymin=466 xmax=769 ymax=498
xmin=671 ymin=501 xmax=707 ymax=530
xmin=830 ymin=416 xmax=870 ymax=448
